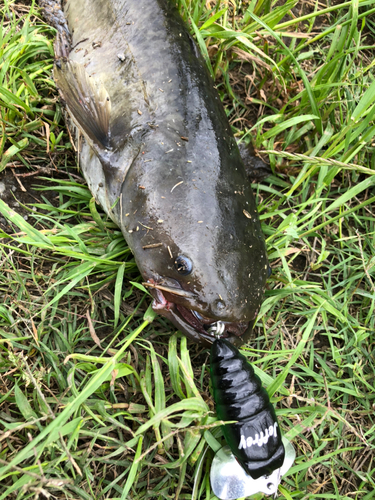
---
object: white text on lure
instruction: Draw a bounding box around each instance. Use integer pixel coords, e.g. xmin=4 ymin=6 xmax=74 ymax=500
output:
xmin=238 ymin=422 xmax=278 ymax=449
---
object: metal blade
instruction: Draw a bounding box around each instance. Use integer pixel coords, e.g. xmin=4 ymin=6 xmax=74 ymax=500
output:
xmin=210 ymin=436 xmax=295 ymax=500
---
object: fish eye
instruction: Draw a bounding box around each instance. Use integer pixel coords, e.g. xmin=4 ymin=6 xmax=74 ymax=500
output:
xmin=174 ymin=255 xmax=193 ymax=275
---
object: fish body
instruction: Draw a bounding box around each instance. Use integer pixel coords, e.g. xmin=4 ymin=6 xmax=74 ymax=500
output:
xmin=47 ymin=0 xmax=268 ymax=345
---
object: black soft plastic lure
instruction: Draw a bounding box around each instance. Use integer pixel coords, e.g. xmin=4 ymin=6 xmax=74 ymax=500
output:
xmin=210 ymin=339 xmax=285 ymax=480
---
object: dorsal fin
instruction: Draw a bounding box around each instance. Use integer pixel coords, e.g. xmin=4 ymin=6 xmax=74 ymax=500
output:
xmin=54 ymin=59 xmax=111 ymax=150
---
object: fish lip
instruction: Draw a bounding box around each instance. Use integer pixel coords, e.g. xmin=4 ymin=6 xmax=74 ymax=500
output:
xmin=148 ymin=280 xmax=249 ymax=344
xmin=176 ymin=303 xmax=249 ymax=338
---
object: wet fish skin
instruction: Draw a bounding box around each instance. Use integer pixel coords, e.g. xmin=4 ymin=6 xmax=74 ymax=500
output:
xmin=40 ymin=0 xmax=269 ymax=346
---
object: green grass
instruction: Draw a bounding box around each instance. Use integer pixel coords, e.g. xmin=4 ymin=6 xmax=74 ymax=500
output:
xmin=0 ymin=1 xmax=66 ymax=170
xmin=1 ymin=0 xmax=375 ymax=499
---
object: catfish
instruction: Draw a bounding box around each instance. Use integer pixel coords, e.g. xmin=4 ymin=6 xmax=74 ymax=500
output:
xmin=38 ymin=0 xmax=269 ymax=346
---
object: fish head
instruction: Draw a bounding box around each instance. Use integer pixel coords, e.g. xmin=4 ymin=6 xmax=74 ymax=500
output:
xmin=131 ymin=206 xmax=268 ymax=347
xmin=118 ymin=129 xmax=268 ymax=347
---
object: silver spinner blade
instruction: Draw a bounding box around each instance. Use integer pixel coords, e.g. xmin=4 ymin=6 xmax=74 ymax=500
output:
xmin=210 ymin=437 xmax=295 ymax=500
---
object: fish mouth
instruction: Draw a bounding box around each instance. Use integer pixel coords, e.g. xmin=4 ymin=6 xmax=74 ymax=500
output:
xmin=143 ymin=280 xmax=249 ymax=345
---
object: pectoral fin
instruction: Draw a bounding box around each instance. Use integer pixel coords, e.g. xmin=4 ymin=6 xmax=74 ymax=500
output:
xmin=55 ymin=59 xmax=111 ymax=150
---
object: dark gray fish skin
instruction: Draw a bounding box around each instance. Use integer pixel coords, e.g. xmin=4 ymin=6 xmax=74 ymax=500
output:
xmin=44 ymin=0 xmax=268 ymax=346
